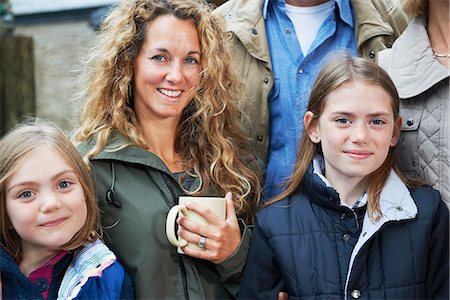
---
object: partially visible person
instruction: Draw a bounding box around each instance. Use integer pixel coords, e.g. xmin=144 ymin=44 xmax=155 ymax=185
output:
xmin=74 ymin=0 xmax=261 ymax=299
xmin=378 ymin=0 xmax=450 ymax=207
xmin=88 ymin=0 xmax=228 ymax=31
xmin=214 ymin=0 xmax=409 ymax=198
xmin=239 ymin=53 xmax=449 ymax=299
xmin=0 ymin=120 xmax=134 ymax=299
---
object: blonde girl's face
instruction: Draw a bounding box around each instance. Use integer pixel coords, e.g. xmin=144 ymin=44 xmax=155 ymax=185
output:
xmin=306 ymin=80 xmax=401 ymax=187
xmin=133 ymin=15 xmax=202 ymax=124
xmin=5 ymin=145 xmax=87 ymax=256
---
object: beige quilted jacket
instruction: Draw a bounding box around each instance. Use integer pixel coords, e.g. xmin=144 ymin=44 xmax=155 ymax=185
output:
xmin=379 ymin=16 xmax=450 ymax=208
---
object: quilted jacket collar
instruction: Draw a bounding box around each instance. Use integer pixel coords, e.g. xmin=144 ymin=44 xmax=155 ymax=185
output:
xmin=305 ymin=157 xmax=417 ymax=221
xmin=58 ymin=240 xmax=116 ymax=300
xmin=379 ymin=16 xmax=450 ymax=98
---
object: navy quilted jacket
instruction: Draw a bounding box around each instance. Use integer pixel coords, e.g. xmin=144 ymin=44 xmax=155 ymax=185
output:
xmin=239 ymin=168 xmax=449 ymax=299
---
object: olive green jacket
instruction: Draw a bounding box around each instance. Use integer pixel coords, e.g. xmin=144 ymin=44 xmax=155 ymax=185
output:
xmin=214 ymin=0 xmax=408 ymax=167
xmin=78 ymin=135 xmax=251 ymax=299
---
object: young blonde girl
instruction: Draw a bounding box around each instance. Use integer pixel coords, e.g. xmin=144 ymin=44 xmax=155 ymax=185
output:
xmin=239 ymin=52 xmax=449 ymax=300
xmin=0 ymin=121 xmax=133 ymax=299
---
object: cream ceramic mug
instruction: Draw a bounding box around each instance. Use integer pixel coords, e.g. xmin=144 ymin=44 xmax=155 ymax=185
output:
xmin=166 ymin=196 xmax=226 ymax=254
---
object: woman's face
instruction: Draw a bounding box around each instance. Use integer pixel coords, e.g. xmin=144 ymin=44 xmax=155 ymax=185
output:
xmin=133 ymin=15 xmax=201 ymax=124
xmin=306 ymin=80 xmax=401 ymax=187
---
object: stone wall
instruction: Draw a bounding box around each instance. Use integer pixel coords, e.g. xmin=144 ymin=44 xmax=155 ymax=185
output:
xmin=14 ymin=11 xmax=96 ymax=132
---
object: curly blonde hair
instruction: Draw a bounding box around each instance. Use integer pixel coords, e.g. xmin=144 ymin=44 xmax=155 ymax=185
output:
xmin=74 ymin=0 xmax=260 ymax=223
xmin=400 ymin=0 xmax=427 ymax=17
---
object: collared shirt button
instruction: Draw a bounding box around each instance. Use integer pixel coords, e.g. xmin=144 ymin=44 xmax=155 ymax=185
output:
xmin=351 ymin=289 xmax=361 ymax=299
xmin=406 ymin=118 xmax=414 ymax=126
xmin=343 ymin=233 xmax=351 ymax=241
xmin=340 ymin=213 xmax=346 ymax=220
xmin=263 ymin=78 xmax=269 ymax=84
xmin=369 ymin=50 xmax=376 ymax=59
xmin=285 ymin=27 xmax=291 ymax=34
xmin=297 ymin=67 xmax=303 ymax=74
xmin=251 ymin=28 xmax=258 ymax=35
xmin=35 ymin=278 xmax=49 ymax=292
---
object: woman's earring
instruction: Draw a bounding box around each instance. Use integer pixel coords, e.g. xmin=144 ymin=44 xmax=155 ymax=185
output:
xmin=314 ymin=135 xmax=319 ymax=141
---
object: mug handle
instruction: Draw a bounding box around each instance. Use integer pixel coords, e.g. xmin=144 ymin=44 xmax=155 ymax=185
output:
xmin=166 ymin=205 xmax=189 ymax=247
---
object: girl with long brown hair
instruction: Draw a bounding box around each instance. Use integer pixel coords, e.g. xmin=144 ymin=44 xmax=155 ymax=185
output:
xmin=239 ymin=52 xmax=448 ymax=300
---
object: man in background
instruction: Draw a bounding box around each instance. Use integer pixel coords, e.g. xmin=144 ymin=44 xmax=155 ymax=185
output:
xmin=215 ymin=0 xmax=408 ymax=198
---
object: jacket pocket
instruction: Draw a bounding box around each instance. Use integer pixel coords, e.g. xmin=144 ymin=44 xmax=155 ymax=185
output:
xmin=397 ymin=106 xmax=423 ymax=175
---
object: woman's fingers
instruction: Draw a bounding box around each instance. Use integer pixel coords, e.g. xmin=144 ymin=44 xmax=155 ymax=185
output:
xmin=177 ymin=192 xmax=241 ymax=263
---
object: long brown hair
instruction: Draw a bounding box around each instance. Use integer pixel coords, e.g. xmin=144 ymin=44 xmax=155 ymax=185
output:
xmin=268 ymin=52 xmax=411 ymax=220
xmin=74 ymin=0 xmax=260 ymax=223
xmin=0 ymin=120 xmax=100 ymax=262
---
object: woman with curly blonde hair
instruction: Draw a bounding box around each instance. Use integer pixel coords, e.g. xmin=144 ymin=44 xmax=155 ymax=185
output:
xmin=74 ymin=0 xmax=261 ymax=298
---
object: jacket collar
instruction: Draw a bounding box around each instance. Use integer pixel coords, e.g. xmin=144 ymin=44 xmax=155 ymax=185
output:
xmin=78 ymin=132 xmax=202 ymax=191
xmin=303 ymin=159 xmax=343 ymax=211
xmin=305 ymin=157 xmax=417 ymax=217
xmin=0 ymin=247 xmax=18 ymax=274
xmin=379 ymin=16 xmax=450 ymax=98
xmin=221 ymin=0 xmax=272 ymax=67
xmin=305 ymin=155 xmax=417 ymax=219
xmin=79 ymin=132 xmax=173 ymax=175
xmin=58 ymin=240 xmax=116 ymax=300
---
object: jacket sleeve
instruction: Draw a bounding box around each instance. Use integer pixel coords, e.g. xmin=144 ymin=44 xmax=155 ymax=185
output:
xmin=426 ymin=198 xmax=449 ymax=299
xmin=214 ymin=218 xmax=252 ymax=297
xmin=119 ymin=268 xmax=135 ymax=300
xmin=76 ymin=261 xmax=129 ymax=300
xmin=238 ymin=221 xmax=284 ymax=299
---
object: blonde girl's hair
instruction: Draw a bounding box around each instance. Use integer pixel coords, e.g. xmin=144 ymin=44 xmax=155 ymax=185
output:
xmin=73 ymin=0 xmax=260 ymax=223
xmin=0 ymin=120 xmax=100 ymax=263
xmin=267 ymin=52 xmax=409 ymax=220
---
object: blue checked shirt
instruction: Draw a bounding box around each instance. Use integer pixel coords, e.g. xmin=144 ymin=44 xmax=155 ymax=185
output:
xmin=264 ymin=0 xmax=357 ymax=199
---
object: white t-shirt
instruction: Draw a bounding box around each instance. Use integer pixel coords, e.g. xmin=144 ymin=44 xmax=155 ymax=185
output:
xmin=285 ymin=1 xmax=334 ymax=55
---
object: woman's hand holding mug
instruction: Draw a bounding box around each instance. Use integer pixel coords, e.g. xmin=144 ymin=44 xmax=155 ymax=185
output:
xmin=165 ymin=192 xmax=241 ymax=264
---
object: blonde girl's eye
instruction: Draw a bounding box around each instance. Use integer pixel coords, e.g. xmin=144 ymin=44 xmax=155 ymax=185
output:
xmin=18 ymin=190 xmax=34 ymax=199
xmin=57 ymin=180 xmax=72 ymax=190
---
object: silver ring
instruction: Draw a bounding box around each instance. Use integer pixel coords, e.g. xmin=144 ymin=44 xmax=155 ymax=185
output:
xmin=198 ymin=236 xmax=206 ymax=249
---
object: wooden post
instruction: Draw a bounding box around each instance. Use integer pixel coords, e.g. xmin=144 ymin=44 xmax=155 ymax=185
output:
xmin=0 ymin=34 xmax=35 ymax=135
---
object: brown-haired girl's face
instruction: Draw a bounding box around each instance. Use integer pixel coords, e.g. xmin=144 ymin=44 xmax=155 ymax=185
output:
xmin=306 ymin=80 xmax=402 ymax=186
xmin=133 ymin=15 xmax=202 ymax=124
xmin=5 ymin=145 xmax=87 ymax=256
